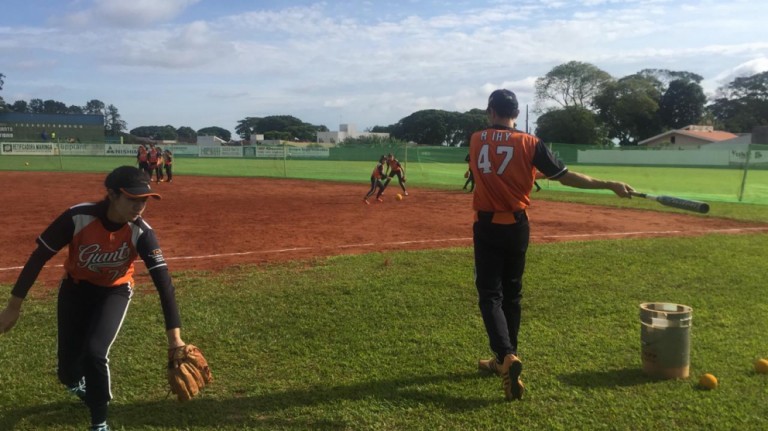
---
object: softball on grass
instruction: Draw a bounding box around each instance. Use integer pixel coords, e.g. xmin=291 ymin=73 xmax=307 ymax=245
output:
xmin=396 ymin=193 xmax=403 ymax=201
xmin=24 ymin=162 xmax=29 ymax=166
xmin=755 ymin=358 xmax=768 ymax=374
xmin=698 ymin=373 xmax=718 ymax=390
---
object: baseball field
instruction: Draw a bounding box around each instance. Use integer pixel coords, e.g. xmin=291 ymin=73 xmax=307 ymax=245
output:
xmin=0 ymin=164 xmax=767 ymax=430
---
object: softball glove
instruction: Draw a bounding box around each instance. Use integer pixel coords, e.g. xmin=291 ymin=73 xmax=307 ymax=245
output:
xmin=167 ymin=344 xmax=212 ymax=401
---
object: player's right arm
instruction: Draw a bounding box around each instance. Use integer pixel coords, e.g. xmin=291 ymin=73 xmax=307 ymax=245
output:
xmin=0 ymin=209 xmax=73 ymax=334
xmin=0 ymin=245 xmax=58 ymax=334
xmin=557 ymin=171 xmax=633 ymax=197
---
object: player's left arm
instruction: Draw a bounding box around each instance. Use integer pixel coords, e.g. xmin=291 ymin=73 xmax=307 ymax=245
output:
xmin=137 ymin=227 xmax=182 ymax=333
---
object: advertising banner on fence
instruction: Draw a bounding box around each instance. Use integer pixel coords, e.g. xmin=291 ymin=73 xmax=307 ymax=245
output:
xmin=105 ymin=144 xmax=140 ymax=156
xmin=199 ymin=146 xmax=244 ymax=157
xmin=166 ymin=145 xmax=198 ymax=156
xmin=59 ymin=142 xmax=104 ymax=156
xmin=1 ymin=142 xmax=55 ymax=155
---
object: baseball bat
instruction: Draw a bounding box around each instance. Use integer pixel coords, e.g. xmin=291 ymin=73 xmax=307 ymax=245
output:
xmin=630 ymin=192 xmax=710 ymax=214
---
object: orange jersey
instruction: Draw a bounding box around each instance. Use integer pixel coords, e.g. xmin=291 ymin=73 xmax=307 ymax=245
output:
xmin=148 ymin=148 xmax=160 ymax=165
xmin=470 ymin=126 xmax=566 ymax=215
xmin=386 ymin=158 xmax=402 ymax=173
xmin=371 ymin=162 xmax=384 ymax=179
xmin=11 ymin=200 xmax=182 ymax=328
xmin=38 ymin=201 xmax=167 ymax=287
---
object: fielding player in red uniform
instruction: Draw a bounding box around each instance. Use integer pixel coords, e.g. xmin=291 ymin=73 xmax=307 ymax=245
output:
xmin=147 ymin=143 xmax=161 ymax=183
xmin=470 ymin=89 xmax=634 ymax=401
xmin=382 ymin=153 xmax=408 ymax=196
xmin=0 ymin=166 xmax=190 ymax=431
xmin=163 ymin=149 xmax=173 ymax=183
xmin=364 ymin=155 xmax=387 ymax=204
xmin=136 ymin=144 xmax=149 ymax=175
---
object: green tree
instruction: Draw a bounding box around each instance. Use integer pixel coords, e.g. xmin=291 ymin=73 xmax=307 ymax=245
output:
xmin=634 ymin=69 xmax=702 ymax=93
xmin=105 ymin=104 xmax=127 ymax=137
xmin=263 ymin=130 xmax=292 ymax=140
xmin=42 ymin=99 xmax=68 ymax=114
xmin=235 ymin=117 xmax=260 ymax=140
xmin=10 ymin=100 xmax=29 ymax=112
xmin=634 ymin=69 xmax=706 ymax=129
xmin=457 ymin=108 xmax=489 ymax=146
xmin=235 ymin=115 xmax=327 ymax=141
xmin=534 ymin=61 xmax=613 ymax=112
xmin=67 ymin=105 xmax=84 ymax=115
xmin=197 ymin=126 xmax=231 ymax=141
xmin=176 ymin=126 xmax=197 ymax=143
xmin=130 ymin=125 xmax=177 ymax=140
xmin=708 ymin=71 xmax=768 ymax=132
xmin=390 ymin=109 xmax=450 ymax=146
xmin=535 ymin=106 xmax=607 ymax=146
xmin=658 ymin=79 xmax=706 ymax=129
xmin=369 ymin=125 xmax=392 ymax=133
xmin=594 ymin=75 xmax=663 ymax=146
xmin=382 ymin=109 xmax=487 ymax=147
xmin=83 ymin=99 xmax=106 ymax=115
xmin=29 ymin=98 xmax=44 ymax=113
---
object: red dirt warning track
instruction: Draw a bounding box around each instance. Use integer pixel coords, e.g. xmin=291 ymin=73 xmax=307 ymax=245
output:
xmin=1 ymin=171 xmax=766 ymax=288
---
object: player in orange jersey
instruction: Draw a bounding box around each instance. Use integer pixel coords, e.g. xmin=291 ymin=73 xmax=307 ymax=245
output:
xmin=163 ymin=149 xmax=174 ymax=183
xmin=147 ymin=143 xmax=161 ymax=183
xmin=364 ymin=155 xmax=387 ymax=204
xmin=382 ymin=153 xmax=408 ymax=196
xmin=470 ymin=89 xmax=634 ymax=401
xmin=136 ymin=144 xmax=149 ymax=175
xmin=0 ymin=166 xmax=190 ymax=431
xmin=155 ymin=145 xmax=165 ymax=182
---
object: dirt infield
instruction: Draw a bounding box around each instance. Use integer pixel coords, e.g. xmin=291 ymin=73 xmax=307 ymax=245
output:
xmin=2 ymin=171 xmax=766 ymax=289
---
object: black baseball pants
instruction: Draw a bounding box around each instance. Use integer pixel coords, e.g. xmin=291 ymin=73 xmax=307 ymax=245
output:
xmin=473 ymin=212 xmax=529 ymax=361
xmin=57 ymin=278 xmax=132 ymax=407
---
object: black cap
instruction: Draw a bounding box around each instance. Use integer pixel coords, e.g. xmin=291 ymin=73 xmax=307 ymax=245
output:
xmin=104 ymin=166 xmax=161 ymax=199
xmin=487 ymin=89 xmax=519 ymax=117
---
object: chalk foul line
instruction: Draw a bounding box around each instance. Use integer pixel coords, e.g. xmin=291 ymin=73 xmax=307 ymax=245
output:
xmin=1 ymin=226 xmax=767 ymax=273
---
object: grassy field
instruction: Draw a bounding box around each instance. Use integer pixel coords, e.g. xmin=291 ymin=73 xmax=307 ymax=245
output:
xmin=0 ymin=159 xmax=766 ymax=430
xmin=2 ymin=154 xmax=767 ymax=206
xmin=1 ymin=234 xmax=767 ymax=430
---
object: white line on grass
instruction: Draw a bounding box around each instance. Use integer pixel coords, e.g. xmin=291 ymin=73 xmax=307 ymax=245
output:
xmin=1 ymin=226 xmax=767 ymax=273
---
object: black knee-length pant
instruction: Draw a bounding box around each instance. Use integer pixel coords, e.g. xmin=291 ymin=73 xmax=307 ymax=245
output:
xmin=57 ymin=278 xmax=132 ymax=406
xmin=473 ymin=211 xmax=529 ymax=360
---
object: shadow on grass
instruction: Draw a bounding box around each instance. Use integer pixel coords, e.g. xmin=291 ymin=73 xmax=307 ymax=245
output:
xmin=558 ymin=367 xmax=652 ymax=388
xmin=1 ymin=371 xmax=494 ymax=430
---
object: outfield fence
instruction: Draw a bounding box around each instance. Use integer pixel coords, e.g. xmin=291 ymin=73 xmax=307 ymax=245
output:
xmin=1 ymin=141 xmax=766 ymax=205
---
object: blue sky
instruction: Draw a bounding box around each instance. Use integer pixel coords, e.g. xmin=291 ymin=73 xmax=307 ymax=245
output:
xmin=1 ymin=0 xmax=767 ymax=137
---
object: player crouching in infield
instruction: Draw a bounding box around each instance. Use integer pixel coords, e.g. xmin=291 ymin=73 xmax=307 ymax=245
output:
xmin=0 ymin=166 xmax=205 ymax=431
xmin=470 ymin=89 xmax=634 ymax=400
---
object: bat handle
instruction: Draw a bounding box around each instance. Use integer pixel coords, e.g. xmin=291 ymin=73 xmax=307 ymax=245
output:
xmin=629 ymin=191 xmax=648 ymax=198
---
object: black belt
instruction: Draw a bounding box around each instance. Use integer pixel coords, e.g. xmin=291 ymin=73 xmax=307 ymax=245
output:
xmin=476 ymin=210 xmax=527 ymax=224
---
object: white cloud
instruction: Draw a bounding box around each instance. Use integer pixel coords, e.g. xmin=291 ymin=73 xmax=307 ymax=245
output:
xmin=109 ymin=21 xmax=235 ymax=69
xmin=3 ymin=1 xmax=768 ymax=134
xmin=702 ymin=57 xmax=768 ymax=96
xmin=62 ymin=0 xmax=200 ymax=28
